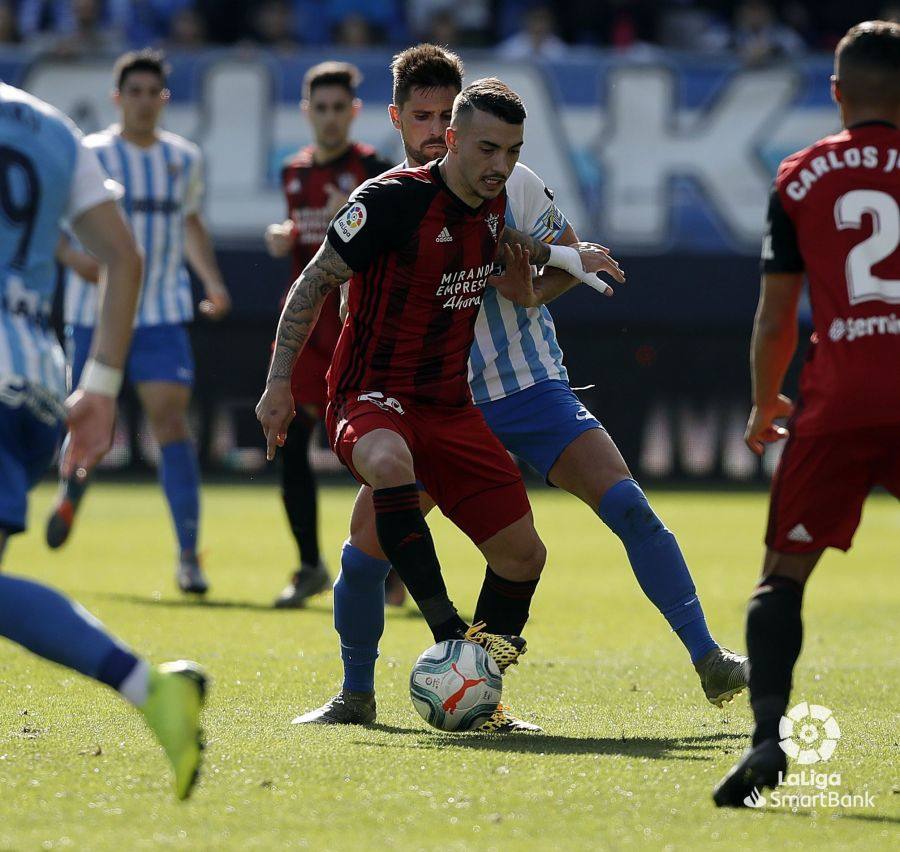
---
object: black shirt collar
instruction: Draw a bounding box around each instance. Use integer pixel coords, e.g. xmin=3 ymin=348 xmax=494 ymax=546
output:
xmin=847 ymin=120 xmax=897 ymax=130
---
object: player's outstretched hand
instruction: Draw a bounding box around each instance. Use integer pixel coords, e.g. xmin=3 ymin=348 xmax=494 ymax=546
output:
xmin=61 ymin=389 xmax=116 ymax=478
xmin=256 ymin=379 xmax=296 ymax=460
xmin=265 ymin=220 xmax=295 ymax=258
xmin=744 ymin=394 xmax=794 ymax=455
xmin=488 ymin=243 xmax=535 ymax=306
xmin=571 ymin=242 xmax=625 ymax=296
xmin=199 ymin=280 xmax=231 ymax=321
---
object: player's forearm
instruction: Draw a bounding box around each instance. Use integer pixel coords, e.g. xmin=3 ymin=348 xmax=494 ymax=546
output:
xmin=268 ymin=242 xmax=351 ymax=383
xmin=531 ymin=225 xmax=581 ymax=304
xmin=750 ymin=315 xmax=797 ymax=408
xmin=56 ymin=237 xmax=102 ymax=284
xmin=502 ymin=227 xmax=550 ymax=265
xmin=184 ymin=214 xmax=225 ymax=290
xmin=92 ymin=250 xmax=142 ymax=369
xmin=71 ymin=199 xmax=143 ymax=370
xmin=531 ymin=267 xmax=581 ymax=304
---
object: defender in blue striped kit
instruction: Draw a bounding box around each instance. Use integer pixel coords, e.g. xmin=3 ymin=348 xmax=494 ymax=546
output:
xmin=47 ymin=50 xmax=231 ymax=595
xmin=297 ymin=46 xmax=749 ymax=731
xmin=0 ymin=83 xmax=206 ymax=799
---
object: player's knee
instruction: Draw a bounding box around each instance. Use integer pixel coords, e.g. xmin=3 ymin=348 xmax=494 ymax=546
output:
xmin=599 ymin=478 xmax=665 ymax=546
xmin=150 ymin=411 xmax=189 ymax=445
xmin=363 ymin=447 xmax=414 ymax=487
xmin=505 ymin=536 xmax=546 ymax=582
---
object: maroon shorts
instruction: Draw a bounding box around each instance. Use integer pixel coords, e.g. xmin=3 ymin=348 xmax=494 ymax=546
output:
xmin=766 ymin=424 xmax=900 ymax=553
xmin=326 ymin=393 xmax=530 ymax=544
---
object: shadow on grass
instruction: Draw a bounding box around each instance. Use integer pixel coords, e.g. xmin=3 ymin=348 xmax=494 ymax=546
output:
xmin=93 ymin=592 xmax=333 ymax=613
xmin=353 ymin=731 xmax=745 ymax=760
xmin=98 ymin=592 xmax=428 ymax=618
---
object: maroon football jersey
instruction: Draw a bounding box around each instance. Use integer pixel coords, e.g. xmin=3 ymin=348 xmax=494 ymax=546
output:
xmin=281 ymin=142 xmax=391 ymax=276
xmin=280 ymin=142 xmax=390 ymax=408
xmin=765 ymin=122 xmax=900 ymax=435
xmin=326 ymin=162 xmax=507 ymax=407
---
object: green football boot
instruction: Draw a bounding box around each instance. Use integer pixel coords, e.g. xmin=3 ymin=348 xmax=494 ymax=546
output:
xmin=140 ymin=661 xmax=207 ymax=800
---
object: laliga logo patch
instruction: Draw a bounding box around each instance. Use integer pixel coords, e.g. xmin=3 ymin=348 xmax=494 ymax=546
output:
xmin=778 ymin=702 xmax=841 ymax=765
xmin=336 ymin=202 xmax=367 ymax=243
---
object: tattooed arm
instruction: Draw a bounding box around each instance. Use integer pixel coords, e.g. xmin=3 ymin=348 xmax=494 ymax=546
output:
xmin=257 ymin=241 xmax=353 ymax=459
xmin=502 ymin=227 xmax=551 ymax=265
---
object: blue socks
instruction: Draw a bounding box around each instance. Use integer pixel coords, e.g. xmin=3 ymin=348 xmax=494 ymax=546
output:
xmin=598 ymin=479 xmax=718 ymax=663
xmin=0 ymin=574 xmax=140 ymax=688
xmin=159 ymin=440 xmax=200 ymax=555
xmin=333 ymin=541 xmax=391 ymax=693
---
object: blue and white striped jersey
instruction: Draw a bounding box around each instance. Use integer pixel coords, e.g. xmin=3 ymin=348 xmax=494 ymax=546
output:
xmin=0 ymin=84 xmax=114 ymax=403
xmin=468 ymin=162 xmax=570 ymax=404
xmin=64 ymin=126 xmax=203 ymax=328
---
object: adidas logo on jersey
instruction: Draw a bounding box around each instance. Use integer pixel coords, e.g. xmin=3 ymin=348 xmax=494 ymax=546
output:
xmin=435 ymin=227 xmax=453 ymax=243
xmin=787 ymin=524 xmax=813 ymax=543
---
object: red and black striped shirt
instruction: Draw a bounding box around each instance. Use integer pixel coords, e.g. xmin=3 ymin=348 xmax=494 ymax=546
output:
xmin=279 ymin=142 xmax=390 ymax=404
xmin=326 ymin=161 xmax=506 ymax=407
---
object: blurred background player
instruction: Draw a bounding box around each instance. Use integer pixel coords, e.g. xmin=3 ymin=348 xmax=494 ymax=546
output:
xmin=46 ymin=49 xmax=231 ymax=596
xmin=264 ymin=61 xmax=393 ymax=608
xmin=714 ymin=20 xmax=900 ymax=806
xmin=305 ymin=45 xmax=748 ymax=729
xmin=0 ymin=82 xmax=205 ymax=800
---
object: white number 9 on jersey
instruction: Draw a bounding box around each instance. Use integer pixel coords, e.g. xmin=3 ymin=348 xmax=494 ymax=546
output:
xmin=835 ymin=189 xmax=900 ymax=304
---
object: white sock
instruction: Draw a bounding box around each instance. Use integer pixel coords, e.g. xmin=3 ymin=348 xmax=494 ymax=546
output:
xmin=118 ymin=659 xmax=151 ymax=707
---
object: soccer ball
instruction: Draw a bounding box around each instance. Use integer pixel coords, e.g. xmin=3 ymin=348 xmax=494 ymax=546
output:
xmin=409 ymin=640 xmax=502 ymax=732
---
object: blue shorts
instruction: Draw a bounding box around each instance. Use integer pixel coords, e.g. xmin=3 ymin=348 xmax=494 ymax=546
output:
xmin=0 ymin=398 xmax=64 ymax=534
xmin=477 ymin=379 xmax=602 ymax=482
xmin=67 ymin=323 xmax=195 ymax=390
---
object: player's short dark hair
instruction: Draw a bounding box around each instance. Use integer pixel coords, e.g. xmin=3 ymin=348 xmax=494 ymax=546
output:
xmin=836 ymin=20 xmax=900 ymax=107
xmin=113 ymin=49 xmax=168 ymax=90
xmin=303 ymin=61 xmax=362 ymax=100
xmin=390 ymin=44 xmax=464 ymax=107
xmin=451 ymin=78 xmax=526 ymax=126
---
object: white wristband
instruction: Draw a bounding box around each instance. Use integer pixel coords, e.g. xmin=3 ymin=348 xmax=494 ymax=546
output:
xmin=546 ymin=244 xmax=609 ymax=294
xmin=546 ymin=243 xmax=581 ymax=275
xmin=79 ymin=358 xmax=123 ymax=398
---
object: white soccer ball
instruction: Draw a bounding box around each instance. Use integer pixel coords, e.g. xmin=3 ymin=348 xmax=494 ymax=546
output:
xmin=409 ymin=639 xmax=502 ymax=732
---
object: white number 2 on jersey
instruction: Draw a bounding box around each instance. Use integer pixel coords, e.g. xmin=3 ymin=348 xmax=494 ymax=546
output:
xmin=834 ymin=189 xmax=900 ymax=304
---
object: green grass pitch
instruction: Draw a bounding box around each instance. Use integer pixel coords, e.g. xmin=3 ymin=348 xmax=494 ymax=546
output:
xmin=1 ymin=483 xmax=897 ymax=849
